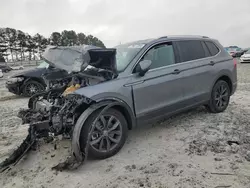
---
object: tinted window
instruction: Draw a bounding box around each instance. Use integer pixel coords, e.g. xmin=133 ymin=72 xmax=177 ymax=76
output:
xmin=142 ymin=43 xmax=175 ymax=69
xmin=176 ymin=40 xmax=206 ymax=62
xmin=205 ymin=41 xmax=220 ymax=56
xmin=201 ymin=41 xmax=210 ymax=57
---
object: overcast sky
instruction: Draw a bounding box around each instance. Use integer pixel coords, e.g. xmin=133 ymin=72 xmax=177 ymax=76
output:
xmin=1 ymin=0 xmax=250 ymax=47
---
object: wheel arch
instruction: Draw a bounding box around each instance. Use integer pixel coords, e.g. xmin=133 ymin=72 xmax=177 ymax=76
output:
xmin=71 ymin=99 xmax=136 ymax=161
xmin=20 ymin=77 xmax=46 ymax=92
xmin=94 ymin=98 xmax=136 ymax=130
xmin=214 ymin=74 xmax=233 ymax=94
xmin=24 ymin=77 xmax=46 ymax=87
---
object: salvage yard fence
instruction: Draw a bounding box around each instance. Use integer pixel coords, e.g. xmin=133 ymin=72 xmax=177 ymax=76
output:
xmin=0 ymin=60 xmax=39 ymax=67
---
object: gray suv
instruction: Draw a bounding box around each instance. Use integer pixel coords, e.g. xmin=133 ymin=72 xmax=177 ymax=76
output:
xmin=1 ymin=36 xmax=237 ymax=170
xmin=78 ymin=36 xmax=237 ymax=158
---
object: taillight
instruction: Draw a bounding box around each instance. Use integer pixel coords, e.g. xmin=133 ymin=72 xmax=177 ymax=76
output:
xmin=233 ymin=59 xmax=237 ymax=68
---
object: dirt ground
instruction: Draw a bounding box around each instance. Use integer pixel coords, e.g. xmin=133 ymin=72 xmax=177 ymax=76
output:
xmin=0 ymin=61 xmax=250 ymax=188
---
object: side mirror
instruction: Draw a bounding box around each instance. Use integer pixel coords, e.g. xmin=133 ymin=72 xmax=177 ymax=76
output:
xmin=137 ymin=60 xmax=152 ymax=76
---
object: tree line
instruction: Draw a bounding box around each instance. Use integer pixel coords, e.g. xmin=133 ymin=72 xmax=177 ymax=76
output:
xmin=0 ymin=28 xmax=105 ymax=62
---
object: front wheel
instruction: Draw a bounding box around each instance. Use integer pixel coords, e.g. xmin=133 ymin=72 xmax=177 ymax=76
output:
xmin=80 ymin=108 xmax=128 ymax=159
xmin=207 ymin=80 xmax=230 ymax=113
xmin=22 ymin=80 xmax=45 ymax=97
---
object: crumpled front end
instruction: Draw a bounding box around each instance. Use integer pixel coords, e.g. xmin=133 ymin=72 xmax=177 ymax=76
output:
xmin=0 ymin=45 xmax=120 ymax=172
xmin=0 ymin=86 xmax=93 ymax=172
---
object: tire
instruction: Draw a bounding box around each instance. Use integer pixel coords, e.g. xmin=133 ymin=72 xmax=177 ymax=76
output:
xmin=207 ymin=80 xmax=230 ymax=113
xmin=22 ymin=80 xmax=45 ymax=97
xmin=80 ymin=108 xmax=128 ymax=159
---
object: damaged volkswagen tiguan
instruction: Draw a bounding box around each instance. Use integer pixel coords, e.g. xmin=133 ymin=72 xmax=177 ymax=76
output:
xmin=0 ymin=35 xmax=237 ymax=171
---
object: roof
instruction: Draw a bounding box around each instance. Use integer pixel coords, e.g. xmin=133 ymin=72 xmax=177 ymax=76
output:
xmin=158 ymin=35 xmax=210 ymax=40
xmin=114 ymin=39 xmax=155 ymax=48
xmin=118 ymin=35 xmax=213 ymax=47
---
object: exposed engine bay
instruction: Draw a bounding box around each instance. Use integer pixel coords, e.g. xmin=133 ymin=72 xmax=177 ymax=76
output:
xmin=26 ymin=45 xmax=118 ymax=136
xmin=0 ymin=45 xmax=119 ymax=172
xmin=25 ymin=67 xmax=113 ymax=136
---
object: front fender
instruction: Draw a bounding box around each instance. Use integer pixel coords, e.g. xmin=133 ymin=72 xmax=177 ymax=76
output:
xmin=95 ymin=97 xmax=136 ymax=127
xmin=72 ymin=101 xmax=126 ymax=161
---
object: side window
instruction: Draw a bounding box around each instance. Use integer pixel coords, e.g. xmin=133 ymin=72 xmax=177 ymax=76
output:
xmin=201 ymin=41 xmax=210 ymax=57
xmin=205 ymin=41 xmax=220 ymax=56
xmin=176 ymin=40 xmax=206 ymax=62
xmin=142 ymin=42 xmax=175 ymax=70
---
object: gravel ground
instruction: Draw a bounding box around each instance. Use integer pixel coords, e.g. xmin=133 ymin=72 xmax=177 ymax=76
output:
xmin=1 ymin=62 xmax=250 ymax=188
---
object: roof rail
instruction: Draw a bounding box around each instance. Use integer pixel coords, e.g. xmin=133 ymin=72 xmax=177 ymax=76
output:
xmin=159 ymin=36 xmax=168 ymax=39
xmin=158 ymin=35 xmax=210 ymax=39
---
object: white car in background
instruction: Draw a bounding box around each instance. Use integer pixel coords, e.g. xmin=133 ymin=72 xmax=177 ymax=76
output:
xmin=240 ymin=50 xmax=250 ymax=63
xmin=0 ymin=69 xmax=3 ymax=78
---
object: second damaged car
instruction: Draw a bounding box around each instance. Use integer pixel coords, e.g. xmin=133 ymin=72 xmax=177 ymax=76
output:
xmin=0 ymin=36 xmax=237 ymax=171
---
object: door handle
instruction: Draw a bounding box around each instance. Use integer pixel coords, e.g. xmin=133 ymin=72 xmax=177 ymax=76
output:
xmin=124 ymin=80 xmax=145 ymax=87
xmin=210 ymin=61 xmax=215 ymax=66
xmin=172 ymin=69 xmax=181 ymax=74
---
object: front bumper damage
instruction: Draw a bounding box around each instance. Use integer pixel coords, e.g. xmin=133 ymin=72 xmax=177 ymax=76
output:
xmin=0 ymin=45 xmax=119 ymax=172
xmin=0 ymin=120 xmax=49 ymax=172
xmin=0 ymin=98 xmax=119 ymax=172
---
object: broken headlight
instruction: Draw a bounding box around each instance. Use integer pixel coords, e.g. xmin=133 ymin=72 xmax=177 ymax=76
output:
xmin=65 ymin=93 xmax=93 ymax=104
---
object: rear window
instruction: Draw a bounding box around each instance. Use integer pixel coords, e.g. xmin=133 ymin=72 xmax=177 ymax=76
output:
xmin=201 ymin=41 xmax=211 ymax=57
xmin=205 ymin=41 xmax=220 ymax=56
xmin=176 ymin=40 xmax=206 ymax=62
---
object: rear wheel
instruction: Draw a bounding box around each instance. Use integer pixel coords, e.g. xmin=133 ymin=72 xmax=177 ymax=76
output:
xmin=80 ymin=108 xmax=128 ymax=159
xmin=22 ymin=80 xmax=45 ymax=97
xmin=207 ymin=80 xmax=230 ymax=113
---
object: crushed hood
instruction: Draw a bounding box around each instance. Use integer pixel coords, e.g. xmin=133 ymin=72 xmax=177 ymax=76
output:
xmin=42 ymin=45 xmax=117 ymax=74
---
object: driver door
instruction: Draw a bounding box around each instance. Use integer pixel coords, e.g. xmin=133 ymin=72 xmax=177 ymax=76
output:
xmin=130 ymin=42 xmax=186 ymax=125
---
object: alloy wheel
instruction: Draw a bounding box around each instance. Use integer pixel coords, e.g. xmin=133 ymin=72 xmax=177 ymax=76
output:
xmin=25 ymin=83 xmax=39 ymax=96
xmin=90 ymin=115 xmax=122 ymax=152
xmin=214 ymin=84 xmax=229 ymax=109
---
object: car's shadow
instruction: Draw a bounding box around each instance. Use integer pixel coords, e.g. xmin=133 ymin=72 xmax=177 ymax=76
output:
xmin=87 ymin=106 xmax=209 ymax=162
xmin=131 ymin=106 xmax=208 ymax=130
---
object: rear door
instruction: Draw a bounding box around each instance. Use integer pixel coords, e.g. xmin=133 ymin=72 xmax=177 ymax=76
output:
xmin=174 ymin=40 xmax=215 ymax=104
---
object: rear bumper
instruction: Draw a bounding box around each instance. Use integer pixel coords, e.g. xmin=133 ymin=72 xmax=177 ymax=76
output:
xmin=6 ymin=82 xmax=22 ymax=95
